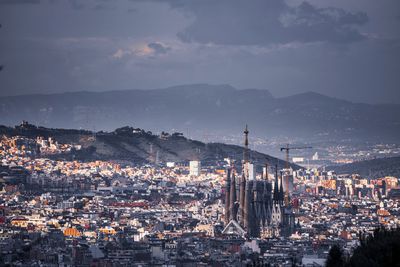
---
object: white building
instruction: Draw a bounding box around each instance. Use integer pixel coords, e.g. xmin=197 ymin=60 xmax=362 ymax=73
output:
xmin=244 ymin=162 xmax=256 ymax=180
xmin=166 ymin=162 xmax=175 ymax=168
xmin=292 ymin=157 xmax=304 ymax=163
xmin=189 ymin=160 xmax=201 ymax=176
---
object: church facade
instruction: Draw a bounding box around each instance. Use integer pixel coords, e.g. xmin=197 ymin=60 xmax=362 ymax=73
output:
xmin=222 ymin=126 xmax=295 ymax=238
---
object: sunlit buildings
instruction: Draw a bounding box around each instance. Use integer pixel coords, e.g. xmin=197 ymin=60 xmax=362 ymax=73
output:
xmin=189 ymin=160 xmax=201 ymax=177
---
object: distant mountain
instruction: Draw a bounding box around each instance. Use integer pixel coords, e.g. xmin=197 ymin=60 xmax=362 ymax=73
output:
xmin=0 ymin=84 xmax=399 ymax=142
xmin=0 ymin=123 xmax=294 ymax=169
xmin=326 ymin=156 xmax=400 ymax=179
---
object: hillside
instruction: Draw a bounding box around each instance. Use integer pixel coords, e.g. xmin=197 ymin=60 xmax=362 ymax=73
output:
xmin=326 ymin=156 xmax=400 ymax=179
xmin=0 ymin=84 xmax=399 ymax=142
xmin=0 ymin=123 xmax=293 ymax=169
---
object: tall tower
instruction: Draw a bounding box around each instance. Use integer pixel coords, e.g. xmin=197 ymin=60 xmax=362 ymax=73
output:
xmin=246 ymin=180 xmax=258 ymax=237
xmin=263 ymin=163 xmax=268 ymax=180
xmin=273 ymin=164 xmax=279 ymax=202
xmin=229 ymin=168 xmax=237 ymax=221
xmin=243 ymin=125 xmax=249 ymax=164
xmin=224 ymin=168 xmax=231 ymax=225
xmin=239 ymin=174 xmax=246 ymax=224
xmin=279 ymin=171 xmax=284 ymax=204
xmin=239 ymin=125 xmax=249 ymax=224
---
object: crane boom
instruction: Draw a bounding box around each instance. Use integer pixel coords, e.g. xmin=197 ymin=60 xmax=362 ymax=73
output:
xmin=279 ymin=144 xmax=312 ymax=201
xmin=280 ymin=144 xmax=312 ymax=169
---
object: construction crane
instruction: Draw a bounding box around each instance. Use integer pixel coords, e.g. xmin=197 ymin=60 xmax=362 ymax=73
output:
xmin=280 ymin=144 xmax=312 ymax=169
xmin=279 ymin=144 xmax=312 ymax=204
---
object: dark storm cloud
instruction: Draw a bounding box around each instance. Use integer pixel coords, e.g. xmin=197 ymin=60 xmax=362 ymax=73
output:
xmin=68 ymin=0 xmax=115 ymax=11
xmin=68 ymin=0 xmax=84 ymax=10
xmin=0 ymin=0 xmax=40 ymax=4
xmin=0 ymin=0 xmax=399 ymax=104
xmin=158 ymin=0 xmax=368 ymax=45
xmin=93 ymin=4 xmax=104 ymax=10
xmin=0 ymin=0 xmax=113 ymax=10
xmin=148 ymin=42 xmax=170 ymax=54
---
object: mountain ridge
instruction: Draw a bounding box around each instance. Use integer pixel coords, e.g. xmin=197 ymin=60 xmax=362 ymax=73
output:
xmin=2 ymin=85 xmax=394 ymax=105
xmin=1 ymin=85 xmax=391 ymax=105
xmin=0 ymin=84 xmax=399 ymax=142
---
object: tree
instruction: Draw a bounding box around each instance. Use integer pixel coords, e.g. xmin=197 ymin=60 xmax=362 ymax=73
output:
xmin=347 ymin=227 xmax=400 ymax=267
xmin=326 ymin=244 xmax=345 ymax=267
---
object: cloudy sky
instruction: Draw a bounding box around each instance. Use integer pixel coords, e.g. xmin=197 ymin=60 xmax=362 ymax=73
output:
xmin=0 ymin=0 xmax=399 ymax=103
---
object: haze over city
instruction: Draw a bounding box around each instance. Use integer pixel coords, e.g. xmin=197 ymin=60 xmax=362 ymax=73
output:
xmin=0 ymin=1 xmax=400 ymax=267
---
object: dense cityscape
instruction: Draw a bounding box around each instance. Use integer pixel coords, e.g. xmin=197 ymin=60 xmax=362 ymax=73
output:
xmin=1 ymin=1 xmax=400 ymax=266
xmin=0 ymin=123 xmax=399 ymax=266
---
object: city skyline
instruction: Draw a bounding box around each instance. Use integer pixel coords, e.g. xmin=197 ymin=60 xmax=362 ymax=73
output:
xmin=0 ymin=121 xmax=399 ymax=266
xmin=0 ymin=1 xmax=399 ymax=266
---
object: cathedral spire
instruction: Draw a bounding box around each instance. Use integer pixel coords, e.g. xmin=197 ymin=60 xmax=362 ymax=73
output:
xmin=224 ymin=167 xmax=231 ymax=225
xmin=229 ymin=168 xmax=237 ymax=221
xmin=264 ymin=162 xmax=268 ymax=180
xmin=279 ymin=170 xmax=284 ymax=203
xmin=243 ymin=125 xmax=249 ymax=163
xmin=274 ymin=164 xmax=279 ymax=201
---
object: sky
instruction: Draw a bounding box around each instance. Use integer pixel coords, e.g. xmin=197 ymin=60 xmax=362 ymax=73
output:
xmin=0 ymin=0 xmax=399 ymax=104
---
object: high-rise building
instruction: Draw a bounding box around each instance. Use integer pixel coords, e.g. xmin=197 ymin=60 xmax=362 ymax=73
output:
xmin=189 ymin=160 xmax=201 ymax=176
xmin=245 ymin=162 xmax=256 ymax=181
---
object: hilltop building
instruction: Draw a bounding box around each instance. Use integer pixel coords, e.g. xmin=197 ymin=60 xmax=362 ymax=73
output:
xmin=223 ymin=126 xmax=295 ymax=238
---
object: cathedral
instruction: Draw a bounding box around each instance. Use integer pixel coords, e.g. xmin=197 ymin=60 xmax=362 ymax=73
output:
xmin=222 ymin=126 xmax=296 ymax=238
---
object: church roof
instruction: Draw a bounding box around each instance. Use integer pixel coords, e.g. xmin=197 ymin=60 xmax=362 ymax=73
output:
xmin=222 ymin=220 xmax=246 ymax=236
